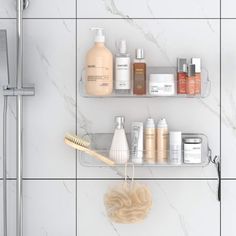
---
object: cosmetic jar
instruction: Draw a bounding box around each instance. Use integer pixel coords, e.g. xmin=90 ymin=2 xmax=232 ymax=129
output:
xmin=183 ymin=137 xmax=202 ymax=164
xmin=149 ymin=74 xmax=175 ymax=96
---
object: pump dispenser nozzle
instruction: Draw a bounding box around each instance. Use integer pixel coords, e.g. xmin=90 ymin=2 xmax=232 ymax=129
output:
xmin=90 ymin=27 xmax=105 ymax=43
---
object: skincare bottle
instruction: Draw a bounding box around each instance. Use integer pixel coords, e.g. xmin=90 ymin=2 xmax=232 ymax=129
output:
xmin=85 ymin=27 xmax=113 ymax=96
xmin=115 ymin=40 xmax=131 ymax=93
xmin=157 ymin=118 xmax=168 ymax=163
xmin=144 ymin=118 xmax=156 ymax=164
xmin=191 ymin=58 xmax=201 ymax=95
xmin=186 ymin=64 xmax=195 ymax=95
xmin=177 ymin=58 xmax=187 ymax=94
xmin=133 ymin=48 xmax=146 ymax=95
xmin=131 ymin=122 xmax=143 ymax=164
xmin=109 ymin=116 xmax=129 ymax=164
xmin=169 ymin=131 xmax=182 ymax=165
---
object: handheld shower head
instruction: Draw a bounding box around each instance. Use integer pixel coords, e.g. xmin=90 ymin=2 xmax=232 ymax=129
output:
xmin=0 ymin=30 xmax=9 ymax=87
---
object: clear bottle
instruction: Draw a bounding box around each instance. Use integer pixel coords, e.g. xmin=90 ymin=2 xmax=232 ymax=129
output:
xmin=157 ymin=118 xmax=168 ymax=163
xmin=85 ymin=27 xmax=113 ymax=96
xmin=133 ymin=48 xmax=146 ymax=95
xmin=109 ymin=116 xmax=129 ymax=164
xmin=186 ymin=64 xmax=196 ymax=95
xmin=115 ymin=40 xmax=131 ymax=93
xmin=144 ymin=118 xmax=156 ymax=164
xmin=191 ymin=58 xmax=201 ymax=95
xmin=177 ymin=58 xmax=187 ymax=94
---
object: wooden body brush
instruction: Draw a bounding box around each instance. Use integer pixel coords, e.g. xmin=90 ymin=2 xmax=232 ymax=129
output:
xmin=64 ymin=133 xmax=115 ymax=166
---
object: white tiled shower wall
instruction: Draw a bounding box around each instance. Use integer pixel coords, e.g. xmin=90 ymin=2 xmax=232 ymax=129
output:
xmin=0 ymin=0 xmax=235 ymax=235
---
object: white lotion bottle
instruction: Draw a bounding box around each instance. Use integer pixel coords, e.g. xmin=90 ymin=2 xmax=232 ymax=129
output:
xmin=169 ymin=131 xmax=182 ymax=165
xmin=85 ymin=27 xmax=113 ymax=96
xmin=109 ymin=116 xmax=129 ymax=164
xmin=115 ymin=40 xmax=131 ymax=93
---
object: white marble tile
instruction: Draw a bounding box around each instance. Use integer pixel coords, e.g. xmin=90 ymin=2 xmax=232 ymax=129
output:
xmin=0 ymin=0 xmax=76 ymax=19
xmin=23 ymin=180 xmax=75 ymax=236
xmin=221 ymin=20 xmax=236 ymax=178
xmin=222 ymin=180 xmax=236 ymax=235
xmin=0 ymin=0 xmax=15 ymax=18
xmin=23 ymin=0 xmax=76 ymax=18
xmin=22 ymin=20 xmax=76 ymax=178
xmin=0 ymin=20 xmax=17 ymax=178
xmin=77 ymin=0 xmax=220 ymax=18
xmin=77 ymin=19 xmax=220 ymax=178
xmin=0 ymin=180 xmax=16 ymax=236
xmin=222 ymin=0 xmax=236 ymax=18
xmin=77 ymin=180 xmax=220 ymax=236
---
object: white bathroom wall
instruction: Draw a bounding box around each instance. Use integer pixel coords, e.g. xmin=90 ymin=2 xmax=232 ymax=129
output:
xmin=0 ymin=0 xmax=234 ymax=235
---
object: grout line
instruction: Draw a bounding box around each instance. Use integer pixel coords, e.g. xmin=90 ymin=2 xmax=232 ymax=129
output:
xmin=0 ymin=177 xmax=219 ymax=181
xmin=2 ymin=17 xmax=236 ymax=20
xmin=75 ymin=0 xmax=78 ymax=235
xmin=220 ymin=0 xmax=222 ymax=235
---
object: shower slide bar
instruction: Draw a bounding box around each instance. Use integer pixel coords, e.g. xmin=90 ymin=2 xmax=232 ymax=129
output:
xmin=1 ymin=1 xmax=34 ymax=236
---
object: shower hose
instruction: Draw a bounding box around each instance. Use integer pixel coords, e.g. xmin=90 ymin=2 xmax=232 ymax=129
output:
xmin=3 ymin=95 xmax=8 ymax=236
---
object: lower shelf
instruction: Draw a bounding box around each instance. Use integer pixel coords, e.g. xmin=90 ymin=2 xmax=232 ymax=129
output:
xmin=78 ymin=133 xmax=211 ymax=167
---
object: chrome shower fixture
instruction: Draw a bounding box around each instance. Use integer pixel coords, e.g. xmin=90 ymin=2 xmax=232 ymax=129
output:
xmin=1 ymin=1 xmax=34 ymax=236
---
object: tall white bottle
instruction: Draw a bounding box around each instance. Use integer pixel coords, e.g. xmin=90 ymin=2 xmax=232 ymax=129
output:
xmin=109 ymin=116 xmax=129 ymax=164
xmin=115 ymin=40 xmax=131 ymax=93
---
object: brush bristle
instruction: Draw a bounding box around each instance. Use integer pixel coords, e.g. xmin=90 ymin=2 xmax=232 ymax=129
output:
xmin=65 ymin=133 xmax=90 ymax=148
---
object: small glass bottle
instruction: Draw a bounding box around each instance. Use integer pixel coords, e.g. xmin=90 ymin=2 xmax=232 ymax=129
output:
xmin=191 ymin=58 xmax=201 ymax=95
xmin=115 ymin=40 xmax=131 ymax=94
xmin=133 ymin=48 xmax=146 ymax=95
xmin=186 ymin=64 xmax=196 ymax=95
xmin=177 ymin=58 xmax=187 ymax=94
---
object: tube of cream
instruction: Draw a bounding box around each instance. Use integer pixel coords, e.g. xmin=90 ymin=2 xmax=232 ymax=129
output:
xmin=131 ymin=122 xmax=143 ymax=164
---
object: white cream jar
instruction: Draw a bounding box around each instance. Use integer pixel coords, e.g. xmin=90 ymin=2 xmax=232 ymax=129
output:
xmin=149 ymin=74 xmax=175 ymax=96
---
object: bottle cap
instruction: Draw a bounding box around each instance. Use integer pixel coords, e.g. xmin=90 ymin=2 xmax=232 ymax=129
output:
xmin=191 ymin=58 xmax=201 ymax=73
xmin=118 ymin=40 xmax=127 ymax=54
xmin=90 ymin=27 xmax=105 ymax=43
xmin=145 ymin=118 xmax=155 ymax=129
xmin=115 ymin=116 xmax=125 ymax=129
xmin=188 ymin=64 xmax=195 ymax=77
xmin=157 ymin=118 xmax=168 ymax=128
xmin=177 ymin=58 xmax=187 ymax=72
xmin=169 ymin=131 xmax=182 ymax=144
xmin=135 ymin=48 xmax=144 ymax=59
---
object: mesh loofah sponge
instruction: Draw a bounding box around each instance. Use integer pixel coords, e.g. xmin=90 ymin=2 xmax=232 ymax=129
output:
xmin=104 ymin=181 xmax=152 ymax=224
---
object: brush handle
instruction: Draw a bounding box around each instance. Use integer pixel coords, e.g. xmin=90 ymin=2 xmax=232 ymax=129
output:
xmin=64 ymin=138 xmax=115 ymax=166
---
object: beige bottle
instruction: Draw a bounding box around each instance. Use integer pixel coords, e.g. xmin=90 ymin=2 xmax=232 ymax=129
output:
xmin=144 ymin=118 xmax=156 ymax=164
xmin=85 ymin=27 xmax=113 ymax=96
xmin=157 ymin=118 xmax=168 ymax=163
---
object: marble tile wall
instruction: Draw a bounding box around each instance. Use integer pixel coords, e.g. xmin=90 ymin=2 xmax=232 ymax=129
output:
xmin=0 ymin=0 xmax=234 ymax=235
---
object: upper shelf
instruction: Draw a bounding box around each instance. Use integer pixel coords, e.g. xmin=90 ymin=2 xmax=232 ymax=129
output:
xmin=79 ymin=66 xmax=211 ymax=98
